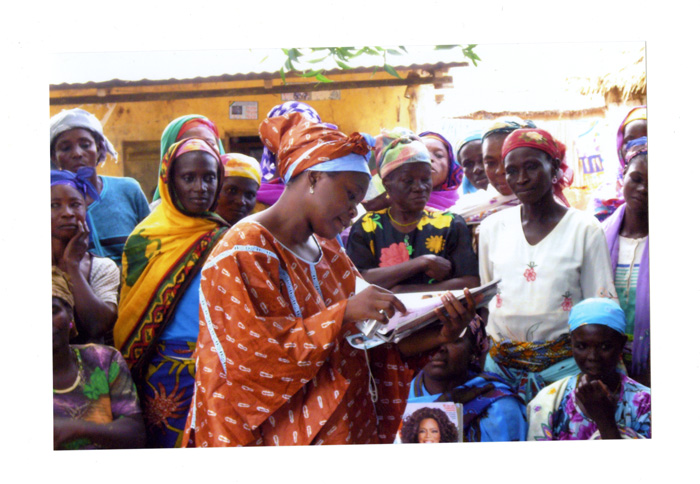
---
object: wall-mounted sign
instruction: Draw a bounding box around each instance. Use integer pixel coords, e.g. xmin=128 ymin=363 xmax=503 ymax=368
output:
xmin=281 ymin=90 xmax=341 ymax=102
xmin=229 ymin=101 xmax=258 ymax=120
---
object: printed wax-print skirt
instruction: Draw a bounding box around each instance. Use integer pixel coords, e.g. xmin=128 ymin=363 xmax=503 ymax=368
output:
xmin=141 ymin=340 xmax=196 ymax=448
xmin=489 ymin=334 xmax=572 ymax=373
xmin=486 ymin=335 xmax=578 ymax=403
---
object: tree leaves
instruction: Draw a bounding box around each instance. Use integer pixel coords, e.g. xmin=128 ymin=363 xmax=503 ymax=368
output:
xmin=384 ymin=64 xmax=402 ymax=79
xmin=434 ymin=44 xmax=481 ymax=67
xmin=273 ymin=45 xmax=480 ymax=84
xmin=300 ymin=69 xmax=322 ymax=78
xmin=461 ymin=44 xmax=481 ymax=67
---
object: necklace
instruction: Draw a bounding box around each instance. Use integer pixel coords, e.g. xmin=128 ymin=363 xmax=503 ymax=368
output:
xmin=387 ymin=208 xmax=423 ymax=227
xmin=53 ymin=347 xmax=83 ymax=394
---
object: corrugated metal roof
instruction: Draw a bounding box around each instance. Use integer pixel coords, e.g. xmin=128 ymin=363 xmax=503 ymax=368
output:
xmin=49 ymin=46 xmax=471 ymax=88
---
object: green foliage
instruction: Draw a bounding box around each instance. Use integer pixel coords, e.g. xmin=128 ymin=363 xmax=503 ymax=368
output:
xmin=383 ymin=64 xmax=401 ymax=79
xmin=276 ymin=45 xmax=480 ymax=84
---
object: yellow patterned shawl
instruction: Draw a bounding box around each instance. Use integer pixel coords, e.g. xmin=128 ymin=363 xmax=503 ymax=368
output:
xmin=113 ymin=139 xmax=229 ymax=370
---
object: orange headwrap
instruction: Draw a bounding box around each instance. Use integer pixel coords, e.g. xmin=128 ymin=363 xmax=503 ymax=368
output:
xmin=259 ymin=112 xmax=370 ymax=183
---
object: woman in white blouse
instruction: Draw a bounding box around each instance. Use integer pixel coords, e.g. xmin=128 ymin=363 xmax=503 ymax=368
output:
xmin=478 ymin=128 xmax=617 ymax=402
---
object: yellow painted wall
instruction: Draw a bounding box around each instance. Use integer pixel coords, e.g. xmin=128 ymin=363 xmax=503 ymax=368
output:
xmin=50 ymin=71 xmax=418 ymax=184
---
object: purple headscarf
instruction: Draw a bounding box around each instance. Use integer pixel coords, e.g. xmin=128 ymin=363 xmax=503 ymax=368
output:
xmin=418 ymin=131 xmax=463 ymax=191
xmin=419 ymin=131 xmax=463 ymax=211
xmin=590 ymin=109 xmax=648 ymax=223
xmin=602 ymin=204 xmax=650 ymax=375
xmin=616 ymin=106 xmax=647 ymax=167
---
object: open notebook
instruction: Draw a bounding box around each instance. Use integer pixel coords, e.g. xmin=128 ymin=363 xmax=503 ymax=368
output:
xmin=347 ymin=278 xmax=499 ymax=349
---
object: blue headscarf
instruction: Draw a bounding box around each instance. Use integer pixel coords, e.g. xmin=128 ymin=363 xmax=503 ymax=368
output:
xmin=568 ymin=298 xmax=626 ymax=335
xmin=295 ymin=133 xmax=374 ymax=183
xmin=456 ymin=130 xmax=485 ymax=194
xmin=50 ymin=167 xmax=100 ymax=202
xmin=624 ymin=136 xmax=648 ymax=165
xmin=455 ymin=130 xmax=484 ymax=155
xmin=51 ymin=167 xmax=100 ymax=248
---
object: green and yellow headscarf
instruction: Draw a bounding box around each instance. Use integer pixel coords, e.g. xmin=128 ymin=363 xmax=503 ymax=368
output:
xmin=152 ymin=114 xmax=225 ymax=201
xmin=115 ymin=138 xmax=229 ymax=369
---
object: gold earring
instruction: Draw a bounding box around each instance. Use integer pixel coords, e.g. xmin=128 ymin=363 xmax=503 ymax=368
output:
xmin=310 ymin=185 xmax=315 ymax=194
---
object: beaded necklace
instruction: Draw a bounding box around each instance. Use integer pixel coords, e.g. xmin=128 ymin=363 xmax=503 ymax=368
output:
xmin=387 ymin=207 xmax=422 ymax=227
xmin=53 ymin=347 xmax=83 ymax=394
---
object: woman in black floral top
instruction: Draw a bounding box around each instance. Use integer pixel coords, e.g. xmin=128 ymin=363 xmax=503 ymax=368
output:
xmin=347 ymin=128 xmax=479 ymax=294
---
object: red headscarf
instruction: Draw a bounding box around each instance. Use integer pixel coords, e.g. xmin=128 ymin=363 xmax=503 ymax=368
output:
xmin=501 ymin=128 xmax=573 ymax=206
xmin=259 ymin=112 xmax=370 ymax=183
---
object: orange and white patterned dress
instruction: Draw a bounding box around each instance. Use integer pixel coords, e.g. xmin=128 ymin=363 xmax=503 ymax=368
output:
xmin=183 ymin=221 xmax=415 ymax=446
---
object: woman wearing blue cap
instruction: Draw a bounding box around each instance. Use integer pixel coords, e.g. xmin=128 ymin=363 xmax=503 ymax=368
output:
xmin=527 ymin=298 xmax=651 ymax=440
xmin=455 ymin=130 xmax=488 ymax=195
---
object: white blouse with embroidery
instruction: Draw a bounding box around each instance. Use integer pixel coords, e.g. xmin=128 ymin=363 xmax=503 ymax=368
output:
xmin=479 ymin=207 xmax=617 ymax=343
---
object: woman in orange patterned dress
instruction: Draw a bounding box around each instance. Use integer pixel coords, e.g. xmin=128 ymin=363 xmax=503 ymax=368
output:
xmin=183 ymin=113 xmax=477 ymax=446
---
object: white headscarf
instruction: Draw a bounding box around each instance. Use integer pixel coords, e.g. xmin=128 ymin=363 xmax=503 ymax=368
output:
xmin=50 ymin=108 xmax=118 ymax=163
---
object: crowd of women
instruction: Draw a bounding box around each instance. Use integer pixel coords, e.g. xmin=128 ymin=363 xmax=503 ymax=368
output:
xmin=51 ymin=101 xmax=650 ymax=449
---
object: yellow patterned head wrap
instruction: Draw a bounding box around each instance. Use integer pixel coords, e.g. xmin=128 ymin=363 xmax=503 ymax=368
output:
xmin=221 ymin=153 xmax=262 ymax=186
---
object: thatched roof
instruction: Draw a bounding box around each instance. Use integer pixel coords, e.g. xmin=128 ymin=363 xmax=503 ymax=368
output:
xmin=576 ymin=46 xmax=646 ymax=102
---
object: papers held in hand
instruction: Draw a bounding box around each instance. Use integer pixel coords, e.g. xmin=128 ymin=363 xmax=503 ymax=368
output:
xmin=351 ymin=278 xmax=500 ymax=346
